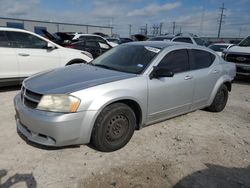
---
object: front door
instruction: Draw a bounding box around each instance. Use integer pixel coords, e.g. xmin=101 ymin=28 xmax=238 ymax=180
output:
xmin=7 ymin=31 xmax=60 ymax=77
xmin=147 ymin=49 xmax=194 ymax=123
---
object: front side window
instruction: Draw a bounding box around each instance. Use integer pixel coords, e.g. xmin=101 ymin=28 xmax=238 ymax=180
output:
xmin=91 ymin=45 xmax=159 ymax=74
xmin=7 ymin=32 xmax=47 ymax=49
xmin=173 ymin=37 xmax=193 ymax=44
xmin=158 ymin=49 xmax=189 ymax=73
xmin=191 ymin=49 xmax=215 ymax=70
xmin=0 ymin=31 xmax=10 ymax=47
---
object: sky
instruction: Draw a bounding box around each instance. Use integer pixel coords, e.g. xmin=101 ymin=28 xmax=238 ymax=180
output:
xmin=0 ymin=0 xmax=249 ymax=37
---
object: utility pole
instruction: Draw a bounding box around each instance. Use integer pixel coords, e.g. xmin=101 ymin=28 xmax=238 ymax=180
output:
xmin=129 ymin=24 xmax=132 ymax=37
xmin=159 ymin=22 xmax=163 ymax=35
xmin=217 ymin=3 xmax=226 ymax=38
xmin=172 ymin=21 xmax=176 ymax=35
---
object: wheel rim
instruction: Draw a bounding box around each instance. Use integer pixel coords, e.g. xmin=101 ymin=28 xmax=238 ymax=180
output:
xmin=105 ymin=114 xmax=129 ymax=142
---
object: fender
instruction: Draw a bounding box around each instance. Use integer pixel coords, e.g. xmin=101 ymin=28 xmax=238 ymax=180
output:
xmin=88 ymin=89 xmax=147 ymax=124
xmin=207 ymin=75 xmax=233 ymax=106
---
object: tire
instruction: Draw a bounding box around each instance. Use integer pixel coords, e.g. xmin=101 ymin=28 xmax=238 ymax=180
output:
xmin=91 ymin=103 xmax=136 ymax=152
xmin=206 ymin=84 xmax=228 ymax=112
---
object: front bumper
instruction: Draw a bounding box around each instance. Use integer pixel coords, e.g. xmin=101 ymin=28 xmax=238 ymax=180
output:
xmin=14 ymin=93 xmax=96 ymax=146
xmin=235 ymin=63 xmax=250 ymax=76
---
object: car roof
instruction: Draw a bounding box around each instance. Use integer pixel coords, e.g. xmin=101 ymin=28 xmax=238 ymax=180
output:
xmin=210 ymin=43 xmax=232 ymax=46
xmin=0 ymin=27 xmax=27 ymax=32
xmin=124 ymin=41 xmax=197 ymax=49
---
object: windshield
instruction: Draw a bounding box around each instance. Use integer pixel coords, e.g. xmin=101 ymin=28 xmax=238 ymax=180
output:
xmin=209 ymin=44 xmax=229 ymax=52
xmin=193 ymin=38 xmax=205 ymax=46
xmin=238 ymin=36 xmax=250 ymax=47
xmin=91 ymin=45 xmax=160 ymax=74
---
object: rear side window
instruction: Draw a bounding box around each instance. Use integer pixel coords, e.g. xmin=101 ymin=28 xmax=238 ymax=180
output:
xmin=6 ymin=31 xmax=47 ymax=49
xmin=158 ymin=49 xmax=189 ymax=73
xmin=191 ymin=49 xmax=216 ymax=70
xmin=173 ymin=37 xmax=193 ymax=44
xmin=0 ymin=31 xmax=10 ymax=47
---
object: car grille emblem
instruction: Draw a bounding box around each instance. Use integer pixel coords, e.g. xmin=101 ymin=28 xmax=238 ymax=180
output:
xmin=236 ymin=57 xmax=246 ymax=62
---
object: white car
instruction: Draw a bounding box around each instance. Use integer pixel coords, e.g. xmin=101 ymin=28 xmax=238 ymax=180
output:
xmin=72 ymin=34 xmax=118 ymax=47
xmin=171 ymin=36 xmax=205 ymax=46
xmin=208 ymin=43 xmax=234 ymax=56
xmin=0 ymin=28 xmax=93 ymax=87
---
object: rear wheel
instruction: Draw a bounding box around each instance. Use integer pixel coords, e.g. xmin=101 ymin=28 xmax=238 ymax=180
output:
xmin=91 ymin=103 xmax=136 ymax=152
xmin=206 ymin=84 xmax=228 ymax=112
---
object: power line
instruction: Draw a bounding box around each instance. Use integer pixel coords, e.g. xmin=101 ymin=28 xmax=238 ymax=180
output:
xmin=218 ymin=3 xmax=226 ymax=38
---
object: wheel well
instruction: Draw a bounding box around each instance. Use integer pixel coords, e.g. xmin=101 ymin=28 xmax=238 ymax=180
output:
xmin=224 ymin=81 xmax=232 ymax=92
xmin=110 ymin=99 xmax=142 ymax=130
xmin=66 ymin=59 xmax=86 ymax=66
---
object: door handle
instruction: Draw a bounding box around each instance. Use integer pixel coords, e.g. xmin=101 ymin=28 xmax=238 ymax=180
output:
xmin=212 ymin=70 xmax=220 ymax=74
xmin=184 ymin=75 xmax=193 ymax=80
xmin=18 ymin=53 xmax=30 ymax=57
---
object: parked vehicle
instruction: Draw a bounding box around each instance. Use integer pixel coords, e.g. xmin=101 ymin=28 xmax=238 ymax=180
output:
xmin=171 ymin=36 xmax=205 ymax=46
xmin=222 ymin=36 xmax=250 ymax=77
xmin=208 ymin=43 xmax=234 ymax=56
xmin=106 ymin=38 xmax=120 ymax=44
xmin=0 ymin=27 xmax=92 ymax=87
xmin=72 ymin=34 xmax=118 ymax=47
xmin=65 ymin=39 xmax=112 ymax=58
xmin=119 ymin=38 xmax=134 ymax=44
xmin=148 ymin=35 xmax=175 ymax=42
xmin=14 ymin=42 xmax=235 ymax=152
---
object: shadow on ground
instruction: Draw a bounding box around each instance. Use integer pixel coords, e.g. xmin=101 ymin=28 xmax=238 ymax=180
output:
xmin=79 ymin=162 xmax=250 ymax=188
xmin=173 ymin=164 xmax=250 ymax=188
xmin=0 ymin=169 xmax=37 ymax=188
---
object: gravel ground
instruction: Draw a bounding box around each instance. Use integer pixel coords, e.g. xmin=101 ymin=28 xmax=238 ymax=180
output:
xmin=0 ymin=80 xmax=249 ymax=188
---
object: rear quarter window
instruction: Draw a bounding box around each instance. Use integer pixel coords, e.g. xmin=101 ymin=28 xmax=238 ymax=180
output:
xmin=191 ymin=49 xmax=216 ymax=70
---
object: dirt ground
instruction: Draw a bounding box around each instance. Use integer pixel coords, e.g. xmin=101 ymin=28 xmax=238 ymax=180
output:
xmin=0 ymin=80 xmax=249 ymax=188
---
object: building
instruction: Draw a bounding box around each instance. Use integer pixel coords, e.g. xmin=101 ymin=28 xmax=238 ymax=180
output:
xmin=0 ymin=17 xmax=112 ymax=36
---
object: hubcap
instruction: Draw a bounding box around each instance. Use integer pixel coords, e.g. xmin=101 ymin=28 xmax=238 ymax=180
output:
xmin=106 ymin=114 xmax=129 ymax=142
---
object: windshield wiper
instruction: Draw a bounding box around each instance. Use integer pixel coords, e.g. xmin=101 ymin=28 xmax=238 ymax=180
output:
xmin=94 ymin=64 xmax=121 ymax=72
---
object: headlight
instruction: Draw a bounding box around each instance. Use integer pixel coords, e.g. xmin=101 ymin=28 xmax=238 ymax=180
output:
xmin=37 ymin=94 xmax=80 ymax=113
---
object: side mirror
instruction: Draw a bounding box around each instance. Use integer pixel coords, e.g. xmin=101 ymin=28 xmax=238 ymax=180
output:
xmin=150 ymin=66 xmax=174 ymax=79
xmin=46 ymin=43 xmax=56 ymax=50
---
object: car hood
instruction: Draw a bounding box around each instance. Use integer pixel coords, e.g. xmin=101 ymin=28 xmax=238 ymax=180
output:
xmin=226 ymin=46 xmax=250 ymax=54
xmin=23 ymin=64 xmax=136 ymax=94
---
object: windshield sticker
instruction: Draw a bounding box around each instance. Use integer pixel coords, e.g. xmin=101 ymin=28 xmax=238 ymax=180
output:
xmin=145 ymin=46 xmax=160 ymax=53
xmin=137 ymin=64 xmax=144 ymax=68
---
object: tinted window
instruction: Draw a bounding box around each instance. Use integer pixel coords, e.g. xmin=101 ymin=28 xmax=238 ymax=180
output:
xmin=91 ymin=45 xmax=159 ymax=74
xmin=7 ymin=32 xmax=47 ymax=49
xmin=158 ymin=49 xmax=189 ymax=73
xmin=173 ymin=37 xmax=193 ymax=44
xmin=0 ymin=31 xmax=10 ymax=47
xmin=191 ymin=49 xmax=215 ymax=70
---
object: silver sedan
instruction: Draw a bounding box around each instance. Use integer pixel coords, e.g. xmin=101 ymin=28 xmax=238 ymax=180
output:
xmin=14 ymin=41 xmax=236 ymax=152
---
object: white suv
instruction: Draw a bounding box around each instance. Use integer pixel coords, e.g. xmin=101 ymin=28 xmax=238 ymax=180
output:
xmin=0 ymin=28 xmax=93 ymax=87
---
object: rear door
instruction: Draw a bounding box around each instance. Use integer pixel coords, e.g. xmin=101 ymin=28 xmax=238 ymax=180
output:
xmin=7 ymin=31 xmax=60 ymax=77
xmin=189 ymin=49 xmax=221 ymax=109
xmin=0 ymin=31 xmax=19 ymax=80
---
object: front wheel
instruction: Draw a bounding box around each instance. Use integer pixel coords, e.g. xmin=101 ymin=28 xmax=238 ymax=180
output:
xmin=91 ymin=103 xmax=136 ymax=152
xmin=206 ymin=84 xmax=228 ymax=112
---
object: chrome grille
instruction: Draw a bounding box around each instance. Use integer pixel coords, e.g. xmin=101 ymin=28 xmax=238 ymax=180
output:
xmin=21 ymin=86 xmax=43 ymax=109
xmin=225 ymin=53 xmax=250 ymax=64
